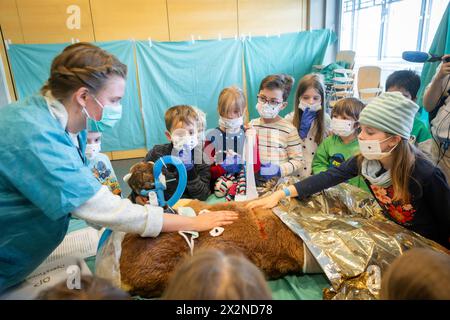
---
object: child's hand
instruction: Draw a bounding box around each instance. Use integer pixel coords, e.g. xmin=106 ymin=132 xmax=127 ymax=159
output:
xmin=299 ymin=108 xmax=317 ymax=139
xmin=178 ymin=149 xmax=194 ymax=171
xmin=245 ymin=191 xmax=284 ymax=210
xmin=222 ymin=152 xmax=243 ymax=174
xmin=192 ymin=210 xmax=239 ymax=231
xmin=260 ymin=163 xmax=281 ymax=180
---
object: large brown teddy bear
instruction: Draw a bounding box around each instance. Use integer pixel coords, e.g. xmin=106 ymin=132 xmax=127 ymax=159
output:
xmin=121 ymin=161 xmax=305 ymax=298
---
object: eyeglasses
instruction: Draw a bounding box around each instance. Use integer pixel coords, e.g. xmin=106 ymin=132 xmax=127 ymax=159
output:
xmin=257 ymin=95 xmax=283 ymax=107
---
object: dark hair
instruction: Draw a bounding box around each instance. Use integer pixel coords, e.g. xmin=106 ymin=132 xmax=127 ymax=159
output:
xmin=331 ymin=97 xmax=365 ymax=121
xmin=293 ymin=73 xmax=326 ymax=145
xmin=380 ymin=248 xmax=450 ymax=300
xmin=259 ymin=74 xmax=295 ymax=102
xmin=41 ymin=42 xmax=127 ymax=101
xmin=385 ymin=70 xmax=421 ymax=100
xmin=36 ymin=276 xmax=131 ymax=300
xmin=162 ymin=249 xmax=272 ymax=300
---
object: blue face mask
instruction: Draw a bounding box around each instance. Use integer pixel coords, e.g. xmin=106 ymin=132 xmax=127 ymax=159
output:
xmin=87 ymin=96 xmax=123 ymax=132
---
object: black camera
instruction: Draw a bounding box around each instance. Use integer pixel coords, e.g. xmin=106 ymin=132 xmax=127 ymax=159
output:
xmin=445 ymin=56 xmax=450 ymax=63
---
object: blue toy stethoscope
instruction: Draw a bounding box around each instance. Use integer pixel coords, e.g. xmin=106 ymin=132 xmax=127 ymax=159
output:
xmin=97 ymin=155 xmax=187 ymax=251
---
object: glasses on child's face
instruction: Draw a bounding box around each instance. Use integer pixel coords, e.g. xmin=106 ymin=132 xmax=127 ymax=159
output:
xmin=257 ymin=95 xmax=283 ymax=107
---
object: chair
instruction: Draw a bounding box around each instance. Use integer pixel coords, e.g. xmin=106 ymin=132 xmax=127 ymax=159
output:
xmin=357 ymin=66 xmax=382 ymax=103
xmin=313 ymin=50 xmax=356 ymax=72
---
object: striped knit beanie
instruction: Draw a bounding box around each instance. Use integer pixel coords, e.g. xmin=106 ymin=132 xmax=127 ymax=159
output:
xmin=358 ymin=92 xmax=419 ymax=139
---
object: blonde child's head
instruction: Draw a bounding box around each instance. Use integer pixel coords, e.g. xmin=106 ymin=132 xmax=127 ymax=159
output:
xmin=162 ymin=249 xmax=272 ymax=300
xmin=293 ymin=74 xmax=326 ymax=144
xmin=330 ymin=97 xmax=365 ymax=138
xmin=218 ymin=86 xmax=246 ymax=119
xmin=164 ymin=105 xmax=199 ymax=150
xmin=217 ymin=86 xmax=247 ymax=132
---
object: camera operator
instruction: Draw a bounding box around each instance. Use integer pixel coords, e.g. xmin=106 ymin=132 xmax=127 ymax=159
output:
xmin=423 ymin=54 xmax=450 ymax=182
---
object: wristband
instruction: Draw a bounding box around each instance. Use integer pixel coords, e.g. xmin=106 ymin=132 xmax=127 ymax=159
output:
xmin=283 ymin=187 xmax=291 ymax=198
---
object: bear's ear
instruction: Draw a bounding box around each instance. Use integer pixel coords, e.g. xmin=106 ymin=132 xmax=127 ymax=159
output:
xmin=123 ymin=173 xmax=132 ymax=183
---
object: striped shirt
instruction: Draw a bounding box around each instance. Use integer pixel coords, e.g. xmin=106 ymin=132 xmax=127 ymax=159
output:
xmin=249 ymin=117 xmax=304 ymax=177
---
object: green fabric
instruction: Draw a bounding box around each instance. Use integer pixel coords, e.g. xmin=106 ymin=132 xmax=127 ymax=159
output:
xmin=244 ymin=30 xmax=336 ymax=120
xmin=135 ymin=39 xmax=243 ymax=149
xmin=416 ymin=2 xmax=450 ymax=125
xmin=359 ymin=92 xmax=419 ymax=139
xmin=312 ymin=135 xmax=370 ymax=193
xmin=411 ymin=116 xmax=432 ymax=144
xmin=269 ymin=274 xmax=329 ymax=300
xmin=7 ymin=41 xmax=146 ymax=152
xmin=319 ymin=61 xmax=349 ymax=84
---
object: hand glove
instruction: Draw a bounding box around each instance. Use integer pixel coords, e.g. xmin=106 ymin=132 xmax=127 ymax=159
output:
xmin=221 ymin=153 xmax=243 ymax=174
xmin=299 ymin=108 xmax=317 ymax=139
xmin=260 ymin=162 xmax=281 ymax=180
xmin=178 ymin=149 xmax=194 ymax=171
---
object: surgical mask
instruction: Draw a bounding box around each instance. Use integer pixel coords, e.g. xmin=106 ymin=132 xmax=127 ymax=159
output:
xmin=172 ymin=134 xmax=198 ymax=150
xmin=358 ymin=136 xmax=398 ymax=160
xmin=257 ymin=102 xmax=281 ymax=119
xmin=89 ymin=96 xmax=123 ymax=132
xmin=299 ymin=101 xmax=322 ymax=112
xmin=85 ymin=142 xmax=101 ymax=160
xmin=219 ymin=116 xmax=243 ymax=132
xmin=331 ymin=118 xmax=355 ymax=137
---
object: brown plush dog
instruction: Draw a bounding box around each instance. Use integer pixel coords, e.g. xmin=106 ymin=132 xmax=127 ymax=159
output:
xmin=120 ymin=162 xmax=305 ymax=298
xmin=124 ymin=161 xmax=155 ymax=205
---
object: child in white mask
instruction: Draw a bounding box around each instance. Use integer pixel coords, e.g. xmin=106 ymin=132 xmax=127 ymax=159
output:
xmin=312 ymin=97 xmax=369 ymax=192
xmin=86 ymin=127 xmax=122 ymax=196
xmin=249 ymin=74 xmax=303 ymax=186
xmin=285 ymin=73 xmax=331 ymax=178
xmin=205 ymin=86 xmax=260 ymax=200
xmin=130 ymin=105 xmax=211 ymax=204
xmin=247 ymin=92 xmax=450 ymax=250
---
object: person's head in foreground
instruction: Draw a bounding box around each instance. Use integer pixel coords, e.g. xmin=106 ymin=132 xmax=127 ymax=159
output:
xmin=380 ymin=248 xmax=450 ymax=300
xmin=162 ymin=249 xmax=272 ymax=300
xmin=37 ymin=276 xmax=130 ymax=300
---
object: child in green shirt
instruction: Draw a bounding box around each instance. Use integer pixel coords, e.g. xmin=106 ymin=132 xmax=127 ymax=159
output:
xmin=385 ymin=70 xmax=433 ymax=159
xmin=312 ymin=97 xmax=369 ymax=192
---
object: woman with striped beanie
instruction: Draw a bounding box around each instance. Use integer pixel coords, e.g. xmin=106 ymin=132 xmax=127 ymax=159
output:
xmin=247 ymin=92 xmax=450 ymax=249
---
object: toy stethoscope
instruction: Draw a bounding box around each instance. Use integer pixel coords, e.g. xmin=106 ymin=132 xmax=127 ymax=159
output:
xmin=97 ymin=155 xmax=187 ymax=251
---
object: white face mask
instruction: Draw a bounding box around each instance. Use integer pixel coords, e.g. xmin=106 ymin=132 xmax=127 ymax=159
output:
xmin=256 ymin=102 xmax=281 ymax=119
xmin=299 ymin=101 xmax=322 ymax=112
xmin=219 ymin=116 xmax=243 ymax=133
xmin=85 ymin=142 xmax=101 ymax=160
xmin=172 ymin=134 xmax=198 ymax=150
xmin=358 ymin=136 xmax=398 ymax=160
xmin=331 ymin=118 xmax=355 ymax=137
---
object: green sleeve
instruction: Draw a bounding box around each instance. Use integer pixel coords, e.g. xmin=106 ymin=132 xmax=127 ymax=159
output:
xmin=312 ymin=137 xmax=331 ymax=174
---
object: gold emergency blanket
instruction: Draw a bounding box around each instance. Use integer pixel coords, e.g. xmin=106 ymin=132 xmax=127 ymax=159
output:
xmin=263 ymin=178 xmax=448 ymax=300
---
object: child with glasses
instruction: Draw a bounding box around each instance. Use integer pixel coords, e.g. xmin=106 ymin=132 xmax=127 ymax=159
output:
xmin=249 ymin=74 xmax=303 ymax=185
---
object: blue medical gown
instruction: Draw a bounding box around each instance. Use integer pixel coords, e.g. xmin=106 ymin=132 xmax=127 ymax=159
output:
xmin=0 ymin=95 xmax=101 ymax=293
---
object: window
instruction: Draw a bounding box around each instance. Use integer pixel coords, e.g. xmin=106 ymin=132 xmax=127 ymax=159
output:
xmin=339 ymin=0 xmax=449 ymax=60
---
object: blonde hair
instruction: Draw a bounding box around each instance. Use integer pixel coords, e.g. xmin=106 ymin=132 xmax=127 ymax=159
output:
xmin=41 ymin=42 xmax=127 ymax=101
xmin=164 ymin=105 xmax=199 ymax=132
xmin=218 ymin=86 xmax=246 ymax=118
xmin=293 ymin=74 xmax=326 ymax=145
xmin=259 ymin=74 xmax=295 ymax=102
xmin=162 ymin=249 xmax=272 ymax=300
xmin=331 ymin=97 xmax=365 ymax=121
xmin=191 ymin=106 xmax=207 ymax=136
